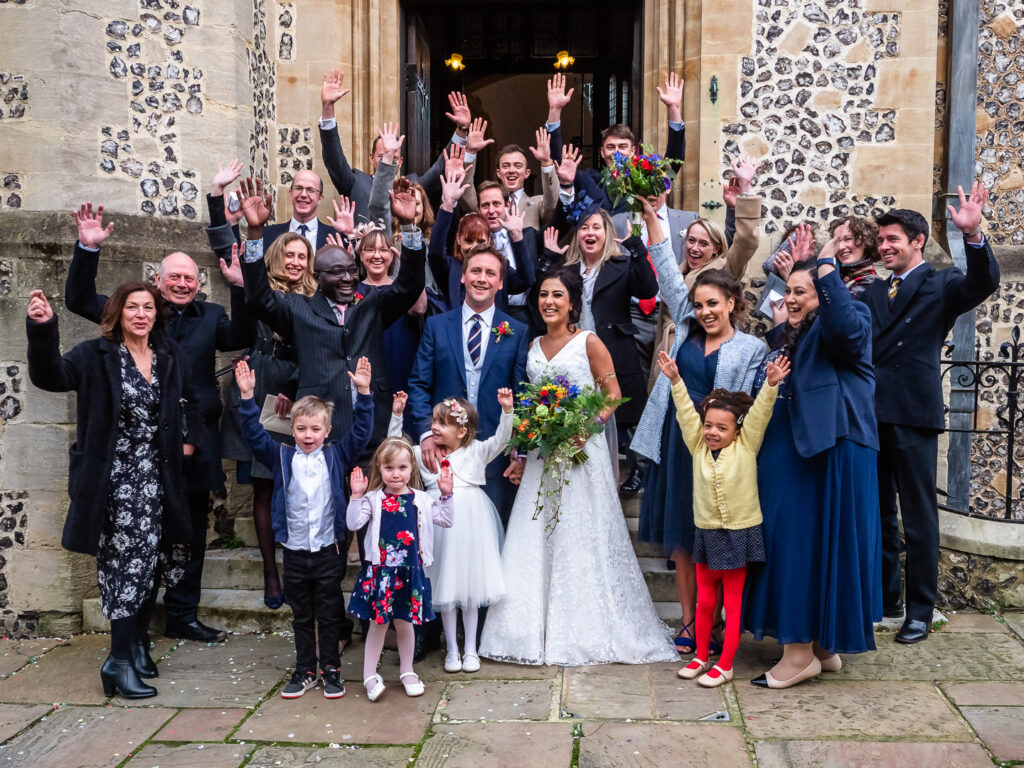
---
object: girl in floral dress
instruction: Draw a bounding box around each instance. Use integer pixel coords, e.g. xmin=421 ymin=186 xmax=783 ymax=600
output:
xmin=347 ymin=438 xmax=454 ymax=700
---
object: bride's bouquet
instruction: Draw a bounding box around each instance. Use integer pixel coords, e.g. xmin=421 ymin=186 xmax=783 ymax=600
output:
xmin=507 ymin=375 xmax=624 ymax=530
xmin=602 ymin=144 xmax=677 ymax=236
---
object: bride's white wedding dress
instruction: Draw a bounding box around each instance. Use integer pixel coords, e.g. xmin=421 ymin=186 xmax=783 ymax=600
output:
xmin=479 ymin=331 xmax=677 ymax=666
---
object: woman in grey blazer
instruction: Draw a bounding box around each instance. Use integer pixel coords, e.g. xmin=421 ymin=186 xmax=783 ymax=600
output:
xmin=631 ymin=201 xmax=766 ymax=655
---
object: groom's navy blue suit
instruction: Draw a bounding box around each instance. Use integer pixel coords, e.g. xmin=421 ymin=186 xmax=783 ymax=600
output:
xmin=407 ymin=305 xmax=529 ymax=524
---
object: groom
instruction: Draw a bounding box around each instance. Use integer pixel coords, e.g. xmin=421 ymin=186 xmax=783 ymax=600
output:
xmin=407 ymin=244 xmax=530 ymax=524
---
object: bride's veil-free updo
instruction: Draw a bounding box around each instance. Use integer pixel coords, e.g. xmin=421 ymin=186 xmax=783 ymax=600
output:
xmin=537 ymin=264 xmax=584 ymax=329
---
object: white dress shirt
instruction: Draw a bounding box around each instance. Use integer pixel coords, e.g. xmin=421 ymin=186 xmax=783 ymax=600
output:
xmin=290 ymin=217 xmax=318 ymax=251
xmin=462 ymin=302 xmax=496 ymax=406
xmin=492 ymin=229 xmax=526 ymax=306
xmin=284 ymin=446 xmax=336 ymax=551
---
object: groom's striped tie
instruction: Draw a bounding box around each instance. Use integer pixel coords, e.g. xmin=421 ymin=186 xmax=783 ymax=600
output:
xmin=468 ymin=314 xmax=482 ymax=365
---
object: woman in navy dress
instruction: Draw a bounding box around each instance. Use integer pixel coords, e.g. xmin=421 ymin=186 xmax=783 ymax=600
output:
xmin=743 ymin=245 xmax=882 ymax=689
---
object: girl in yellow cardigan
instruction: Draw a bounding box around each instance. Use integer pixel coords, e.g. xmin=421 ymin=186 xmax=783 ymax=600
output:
xmin=656 ymin=350 xmax=790 ymax=687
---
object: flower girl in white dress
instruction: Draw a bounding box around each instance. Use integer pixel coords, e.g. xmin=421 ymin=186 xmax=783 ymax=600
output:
xmin=391 ymin=390 xmax=513 ymax=673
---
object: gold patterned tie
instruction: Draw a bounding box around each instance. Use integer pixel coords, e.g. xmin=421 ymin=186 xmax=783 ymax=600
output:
xmin=888 ymin=276 xmax=902 ymax=303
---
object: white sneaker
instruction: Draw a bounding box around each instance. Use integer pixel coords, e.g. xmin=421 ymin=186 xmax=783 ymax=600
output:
xmin=444 ymin=652 xmax=462 ymax=673
xmin=461 ymin=654 xmax=480 ymax=673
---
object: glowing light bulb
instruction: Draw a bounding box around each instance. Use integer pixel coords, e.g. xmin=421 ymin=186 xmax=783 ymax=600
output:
xmin=554 ymin=50 xmax=574 ymax=70
xmin=445 ymin=53 xmax=465 ymax=71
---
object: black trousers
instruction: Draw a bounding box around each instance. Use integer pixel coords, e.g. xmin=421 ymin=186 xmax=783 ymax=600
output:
xmin=877 ymin=422 xmax=940 ymax=624
xmin=163 ymin=491 xmax=211 ymax=623
xmin=283 ymin=545 xmax=350 ymax=671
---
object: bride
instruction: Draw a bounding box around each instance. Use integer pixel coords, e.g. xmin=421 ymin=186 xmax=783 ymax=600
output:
xmin=480 ymin=243 xmax=677 ymax=666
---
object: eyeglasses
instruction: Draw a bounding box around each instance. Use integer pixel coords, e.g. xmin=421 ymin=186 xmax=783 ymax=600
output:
xmin=315 ymin=267 xmax=359 ymax=278
xmin=291 ymin=185 xmax=322 ymax=197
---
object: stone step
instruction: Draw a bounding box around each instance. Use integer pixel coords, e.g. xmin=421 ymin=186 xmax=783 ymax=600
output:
xmin=621 ymin=493 xmax=641 ymax=519
xmin=626 ymin=515 xmax=665 ymax=559
xmin=201 ymin=547 xmax=358 ymax=592
xmin=233 ymin=516 xmax=259 ymax=548
xmin=83 ymin=588 xmax=300 ymax=635
xmin=655 ymin=601 xmax=682 ymax=625
xmin=638 ymin=557 xmax=677 ymax=604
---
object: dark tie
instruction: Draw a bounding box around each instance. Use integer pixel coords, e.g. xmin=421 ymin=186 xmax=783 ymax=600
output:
xmin=888 ymin=276 xmax=902 ymax=304
xmin=468 ymin=314 xmax=482 ymax=365
xmin=298 ymin=223 xmax=309 ymax=239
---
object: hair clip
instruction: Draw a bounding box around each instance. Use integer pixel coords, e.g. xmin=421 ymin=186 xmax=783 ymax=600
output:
xmin=350 ymin=220 xmax=390 ymax=247
xmin=443 ymin=398 xmax=469 ymax=426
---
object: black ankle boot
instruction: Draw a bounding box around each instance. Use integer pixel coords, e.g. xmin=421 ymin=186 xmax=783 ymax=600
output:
xmin=131 ymin=638 xmax=158 ymax=678
xmin=101 ymin=655 xmax=157 ymax=698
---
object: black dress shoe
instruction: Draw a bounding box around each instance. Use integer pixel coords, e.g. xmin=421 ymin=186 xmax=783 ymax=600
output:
xmin=412 ymin=632 xmax=426 ymax=663
xmin=101 ymin=655 xmax=157 ymax=698
xmin=619 ymin=467 xmax=643 ymax=497
xmin=165 ymin=618 xmax=227 ymax=643
xmin=895 ymin=619 xmax=929 ymax=644
xmin=883 ymin=600 xmax=904 ymax=619
xmin=131 ymin=638 xmax=159 ymax=678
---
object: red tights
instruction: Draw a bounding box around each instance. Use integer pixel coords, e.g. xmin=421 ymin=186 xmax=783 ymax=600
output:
xmin=695 ymin=563 xmax=746 ymax=672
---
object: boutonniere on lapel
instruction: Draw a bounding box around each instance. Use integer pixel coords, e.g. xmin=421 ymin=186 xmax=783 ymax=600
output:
xmin=352 ymin=292 xmax=363 ymax=306
xmin=491 ymin=321 xmax=514 ymax=343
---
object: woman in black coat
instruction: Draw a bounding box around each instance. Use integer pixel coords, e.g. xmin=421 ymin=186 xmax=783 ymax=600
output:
xmin=27 ymin=283 xmax=205 ymax=700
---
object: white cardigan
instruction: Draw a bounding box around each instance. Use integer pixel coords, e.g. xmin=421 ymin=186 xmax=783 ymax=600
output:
xmin=346 ymin=488 xmax=453 ymax=567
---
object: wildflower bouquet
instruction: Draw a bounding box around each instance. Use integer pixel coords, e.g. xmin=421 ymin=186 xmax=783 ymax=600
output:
xmin=506 ymin=374 xmax=625 ymax=529
xmin=601 ymin=144 xmax=677 ymax=236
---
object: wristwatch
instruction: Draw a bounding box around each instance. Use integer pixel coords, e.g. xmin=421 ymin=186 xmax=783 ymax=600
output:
xmin=816 ymin=256 xmax=837 ymax=268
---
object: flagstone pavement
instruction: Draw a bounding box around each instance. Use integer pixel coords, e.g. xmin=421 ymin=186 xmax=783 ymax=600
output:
xmin=0 ymin=612 xmax=1022 ymax=767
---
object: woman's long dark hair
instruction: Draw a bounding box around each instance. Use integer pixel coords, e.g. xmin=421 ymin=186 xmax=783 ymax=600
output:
xmin=778 ymin=260 xmax=818 ymax=359
xmin=692 ymin=269 xmax=747 ymax=327
xmin=538 ymin=264 xmax=583 ymax=328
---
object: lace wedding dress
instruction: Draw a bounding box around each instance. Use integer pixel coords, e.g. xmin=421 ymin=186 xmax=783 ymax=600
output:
xmin=479 ymin=331 xmax=677 ymax=666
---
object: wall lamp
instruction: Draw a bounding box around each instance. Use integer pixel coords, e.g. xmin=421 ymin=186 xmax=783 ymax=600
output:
xmin=445 ymin=53 xmax=465 ymax=71
xmin=554 ymin=50 xmax=575 ymax=70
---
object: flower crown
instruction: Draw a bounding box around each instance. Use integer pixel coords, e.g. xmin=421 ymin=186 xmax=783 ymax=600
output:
xmin=350 ymin=220 xmax=389 ymax=249
xmin=443 ymin=398 xmax=469 ymax=426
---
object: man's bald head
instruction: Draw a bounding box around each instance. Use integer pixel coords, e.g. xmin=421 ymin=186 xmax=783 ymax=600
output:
xmin=313 ymin=244 xmax=360 ymax=305
xmin=155 ymin=252 xmax=201 ymax=306
xmin=290 ymin=170 xmax=325 ymax=224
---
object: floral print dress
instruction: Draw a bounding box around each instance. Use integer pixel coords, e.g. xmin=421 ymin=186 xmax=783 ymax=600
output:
xmin=96 ymin=344 xmax=187 ymax=620
xmin=348 ymin=492 xmax=434 ymax=625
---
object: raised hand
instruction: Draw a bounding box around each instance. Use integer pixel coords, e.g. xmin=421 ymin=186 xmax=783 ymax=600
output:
xmin=389 ymin=177 xmax=418 ymax=224
xmin=26 ymin=289 xmax=53 ymax=324
xmin=730 ymin=153 xmax=757 ymax=195
xmin=547 ymin=73 xmax=574 ymax=122
xmin=444 ymin=144 xmax=467 ymax=178
xmin=211 ymin=158 xmax=243 ymax=195
xmin=377 ymin=122 xmax=405 ymax=165
xmin=437 ymin=464 xmax=454 ymax=497
xmin=789 ymin=223 xmax=815 ymax=263
xmin=445 ymin=91 xmax=472 ymax=132
xmin=325 ymin=232 xmax=348 ymax=249
xmin=657 ymin=350 xmax=681 ymax=385
xmin=224 ymin=192 xmax=244 ymax=226
xmin=73 ymin=202 xmax=114 ymax=249
xmin=500 ymin=200 xmax=525 ymax=241
xmin=392 ymin=390 xmax=408 ymax=416
xmin=238 ymin=177 xmax=272 ymax=230
xmin=218 ymin=242 xmax=244 ymax=287
xmin=350 ymin=466 xmax=368 ymax=498
xmin=321 ymin=69 xmax=350 ymax=106
xmin=555 ymin=144 xmax=581 ymax=187
xmin=766 ymin=354 xmax=791 ymax=387
xmin=543 ymin=226 xmax=567 ymax=255
xmin=948 ymin=181 xmax=988 ymax=241
xmin=348 ymin=355 xmax=372 ymax=394
xmin=530 ymin=127 xmax=552 ymax=166
xmin=234 ymin=359 xmax=257 ymax=399
xmin=327 ymin=195 xmax=356 ymax=236
xmin=466 ymin=117 xmax=494 ymax=155
xmin=497 ymin=387 xmax=514 ymax=413
xmin=440 ymin=169 xmax=470 ymax=211
xmin=773 ymin=247 xmax=795 ymax=281
xmin=722 ymin=177 xmax=741 ymax=208
xmin=657 ymin=72 xmax=684 ymax=122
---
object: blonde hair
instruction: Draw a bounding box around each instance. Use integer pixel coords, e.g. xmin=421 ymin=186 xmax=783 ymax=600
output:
xmin=683 ymin=219 xmax=728 ymax=267
xmin=432 ymin=398 xmax=478 ymax=446
xmin=564 ymin=209 xmax=622 ymax=271
xmin=266 ymin=232 xmax=316 ymax=295
xmin=290 ymin=396 xmax=333 ymax=428
xmin=367 ymin=437 xmax=424 ymax=492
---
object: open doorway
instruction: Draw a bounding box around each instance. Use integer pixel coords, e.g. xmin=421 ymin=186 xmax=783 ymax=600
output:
xmin=401 ymin=1 xmax=643 ymax=195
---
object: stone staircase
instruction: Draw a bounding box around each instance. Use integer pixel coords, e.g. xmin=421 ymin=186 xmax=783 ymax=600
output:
xmin=83 ymin=492 xmax=680 ymax=633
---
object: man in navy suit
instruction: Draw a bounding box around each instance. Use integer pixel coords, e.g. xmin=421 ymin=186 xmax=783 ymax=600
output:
xmin=865 ymin=182 xmax=999 ymax=644
xmin=407 ymin=245 xmax=530 ymax=525
xmin=259 ymin=169 xmax=339 ymax=252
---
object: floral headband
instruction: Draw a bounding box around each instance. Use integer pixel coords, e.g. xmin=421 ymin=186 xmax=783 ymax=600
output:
xmin=350 ymin=220 xmax=389 ymax=249
xmin=443 ymin=398 xmax=469 ymax=426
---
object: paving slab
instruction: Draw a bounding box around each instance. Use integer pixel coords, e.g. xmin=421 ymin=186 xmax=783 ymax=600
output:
xmin=563 ymin=664 xmax=656 ymax=719
xmin=152 ymin=707 xmax=250 ymax=741
xmin=1004 ymin=612 xmax=1024 ymax=639
xmin=153 ymin=633 xmax=294 ymax=707
xmin=0 ymin=703 xmax=50 ymax=741
xmin=943 ymin=681 xmax=1024 ymax=706
xmin=577 ymin=722 xmax=750 ymax=768
xmin=126 ymin=742 xmax=254 ymax=767
xmin=647 ymin=661 xmax=729 ymax=720
xmin=338 ymin=643 xmax=560 ymax=682
xmin=735 ymin=681 xmax=972 ymax=740
xmin=418 ymin=722 xmax=574 ymax=768
xmin=247 ymin=745 xmax=414 ymax=767
xmin=439 ymin=679 xmax=553 ymax=721
xmin=960 ymin=706 xmax=1024 ymax=761
xmin=939 ymin=612 xmax=1008 ymax=633
xmin=754 ymin=741 xmax=994 ymax=768
xmin=0 ymin=638 xmax=66 ymax=679
xmin=243 ymin=681 xmax=442 ymax=744
xmin=0 ymin=704 xmax=174 ymax=767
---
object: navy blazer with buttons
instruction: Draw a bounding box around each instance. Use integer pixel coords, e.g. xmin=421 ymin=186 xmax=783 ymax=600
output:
xmin=863 ymin=239 xmax=998 ymax=432
xmin=764 ymin=267 xmax=878 ymax=458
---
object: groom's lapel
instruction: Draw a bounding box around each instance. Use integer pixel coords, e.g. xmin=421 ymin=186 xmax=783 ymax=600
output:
xmin=479 ymin=309 xmax=512 ymax=384
xmin=444 ymin=311 xmax=468 ymax=388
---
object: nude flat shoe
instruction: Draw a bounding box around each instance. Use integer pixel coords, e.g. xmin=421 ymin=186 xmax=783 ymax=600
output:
xmin=697 ymin=664 xmax=734 ymax=688
xmin=819 ymin=654 xmax=842 ymax=673
xmin=677 ymin=657 xmax=712 ymax=680
xmin=750 ymin=656 xmax=822 ymax=689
